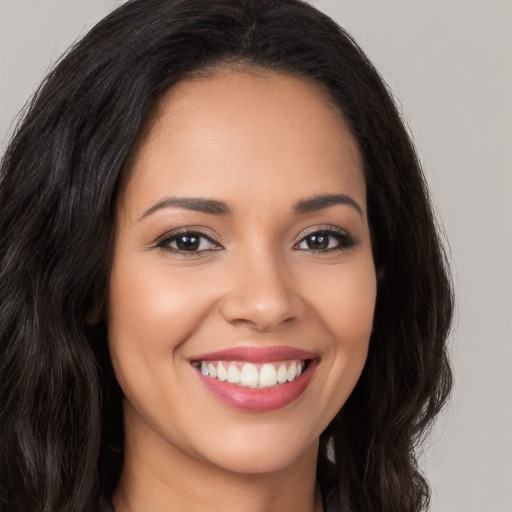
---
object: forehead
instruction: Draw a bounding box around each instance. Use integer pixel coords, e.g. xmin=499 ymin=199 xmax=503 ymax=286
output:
xmin=121 ymin=69 xmax=366 ymax=217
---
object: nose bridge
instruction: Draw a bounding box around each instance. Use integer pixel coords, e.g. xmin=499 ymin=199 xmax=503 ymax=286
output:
xmin=221 ymin=241 xmax=302 ymax=330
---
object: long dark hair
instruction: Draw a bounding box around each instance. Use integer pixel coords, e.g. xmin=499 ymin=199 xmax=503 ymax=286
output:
xmin=0 ymin=1 xmax=453 ymax=511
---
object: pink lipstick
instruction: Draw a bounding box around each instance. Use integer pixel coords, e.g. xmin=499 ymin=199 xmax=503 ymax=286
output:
xmin=190 ymin=346 xmax=318 ymax=412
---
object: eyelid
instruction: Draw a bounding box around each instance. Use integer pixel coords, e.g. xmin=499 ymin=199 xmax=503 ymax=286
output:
xmin=293 ymin=224 xmax=358 ymax=251
xmin=153 ymin=226 xmax=224 ymax=256
xmin=153 ymin=226 xmax=223 ymax=246
xmin=294 ymin=224 xmax=349 ymax=242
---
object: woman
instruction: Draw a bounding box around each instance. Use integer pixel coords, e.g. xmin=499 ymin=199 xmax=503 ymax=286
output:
xmin=0 ymin=1 xmax=453 ymax=511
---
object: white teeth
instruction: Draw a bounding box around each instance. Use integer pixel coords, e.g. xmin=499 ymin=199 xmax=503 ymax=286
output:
xmin=287 ymin=361 xmax=297 ymax=382
xmin=240 ymin=363 xmax=259 ymax=387
xmin=199 ymin=359 xmax=307 ymax=388
xmin=216 ymin=363 xmax=227 ymax=381
xmin=226 ymin=365 xmax=241 ymax=384
xmin=207 ymin=363 xmax=217 ymax=378
xmin=258 ymin=364 xmax=277 ymax=387
xmin=277 ymin=364 xmax=288 ymax=383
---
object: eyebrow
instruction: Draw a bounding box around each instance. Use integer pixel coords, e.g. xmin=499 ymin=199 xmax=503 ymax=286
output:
xmin=139 ymin=197 xmax=231 ymax=219
xmin=140 ymin=193 xmax=363 ymax=220
xmin=294 ymin=194 xmax=363 ymax=217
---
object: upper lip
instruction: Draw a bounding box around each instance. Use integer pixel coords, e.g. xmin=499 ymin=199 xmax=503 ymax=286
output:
xmin=189 ymin=345 xmax=317 ymax=363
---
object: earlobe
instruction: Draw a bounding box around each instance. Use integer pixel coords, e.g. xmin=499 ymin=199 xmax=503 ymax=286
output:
xmin=85 ymin=285 xmax=109 ymax=325
xmin=86 ymin=306 xmax=102 ymax=325
xmin=86 ymin=297 xmax=106 ymax=325
xmin=376 ymin=265 xmax=385 ymax=282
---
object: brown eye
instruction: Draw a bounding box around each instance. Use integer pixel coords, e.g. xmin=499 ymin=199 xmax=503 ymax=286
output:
xmin=157 ymin=230 xmax=222 ymax=254
xmin=175 ymin=234 xmax=201 ymax=251
xmin=295 ymin=228 xmax=357 ymax=253
xmin=304 ymin=232 xmax=330 ymax=250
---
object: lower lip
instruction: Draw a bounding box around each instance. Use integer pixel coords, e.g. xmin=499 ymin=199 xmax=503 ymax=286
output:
xmin=195 ymin=360 xmax=318 ymax=412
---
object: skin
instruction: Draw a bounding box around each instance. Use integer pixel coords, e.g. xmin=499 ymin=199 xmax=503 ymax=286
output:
xmin=108 ymin=69 xmax=377 ymax=512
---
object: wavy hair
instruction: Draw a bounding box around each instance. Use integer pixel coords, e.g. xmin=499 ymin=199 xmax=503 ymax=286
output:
xmin=0 ymin=1 xmax=453 ymax=511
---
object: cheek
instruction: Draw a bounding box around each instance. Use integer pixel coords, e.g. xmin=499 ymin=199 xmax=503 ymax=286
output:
xmin=312 ymin=256 xmax=376 ymax=345
xmin=108 ymin=257 xmax=207 ymax=347
xmin=305 ymin=257 xmax=376 ymax=416
xmin=106 ymin=255 xmax=215 ymax=398
xmin=333 ymin=264 xmax=375 ymax=365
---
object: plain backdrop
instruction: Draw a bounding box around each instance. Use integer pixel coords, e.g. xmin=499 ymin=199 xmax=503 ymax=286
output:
xmin=1 ymin=1 xmax=511 ymax=511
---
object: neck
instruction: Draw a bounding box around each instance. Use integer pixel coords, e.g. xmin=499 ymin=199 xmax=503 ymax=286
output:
xmin=112 ymin=408 xmax=324 ymax=512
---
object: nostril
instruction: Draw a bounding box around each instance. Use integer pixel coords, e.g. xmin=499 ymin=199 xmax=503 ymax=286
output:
xmin=219 ymin=289 xmax=304 ymax=332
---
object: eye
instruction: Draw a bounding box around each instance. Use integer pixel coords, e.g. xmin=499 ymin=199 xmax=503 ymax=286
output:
xmin=156 ymin=230 xmax=222 ymax=255
xmin=294 ymin=228 xmax=357 ymax=252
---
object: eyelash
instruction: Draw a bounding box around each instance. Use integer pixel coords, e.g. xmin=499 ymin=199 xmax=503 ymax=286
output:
xmin=155 ymin=226 xmax=358 ymax=256
xmin=155 ymin=229 xmax=223 ymax=257
xmin=293 ymin=227 xmax=358 ymax=253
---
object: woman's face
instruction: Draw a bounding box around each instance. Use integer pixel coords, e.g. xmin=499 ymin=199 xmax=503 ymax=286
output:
xmin=108 ymin=70 xmax=376 ymax=475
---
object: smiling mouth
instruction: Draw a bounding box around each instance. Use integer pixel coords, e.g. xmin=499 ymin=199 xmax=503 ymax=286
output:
xmin=192 ymin=359 xmax=310 ymax=388
xmin=189 ymin=345 xmax=318 ymax=411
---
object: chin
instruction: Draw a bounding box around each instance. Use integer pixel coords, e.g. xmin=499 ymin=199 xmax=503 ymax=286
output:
xmin=184 ymin=416 xmax=323 ymax=476
xmin=201 ymin=439 xmax=317 ymax=476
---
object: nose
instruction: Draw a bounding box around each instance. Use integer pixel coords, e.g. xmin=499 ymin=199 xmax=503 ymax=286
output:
xmin=220 ymin=249 xmax=304 ymax=332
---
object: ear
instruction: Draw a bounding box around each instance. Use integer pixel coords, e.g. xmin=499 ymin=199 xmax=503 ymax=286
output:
xmin=86 ymin=296 xmax=105 ymax=325
xmin=376 ymin=264 xmax=385 ymax=282
xmin=86 ymin=305 xmax=102 ymax=325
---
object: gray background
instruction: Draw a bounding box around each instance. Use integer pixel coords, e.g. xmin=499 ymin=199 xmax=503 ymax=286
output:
xmin=1 ymin=1 xmax=511 ymax=511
